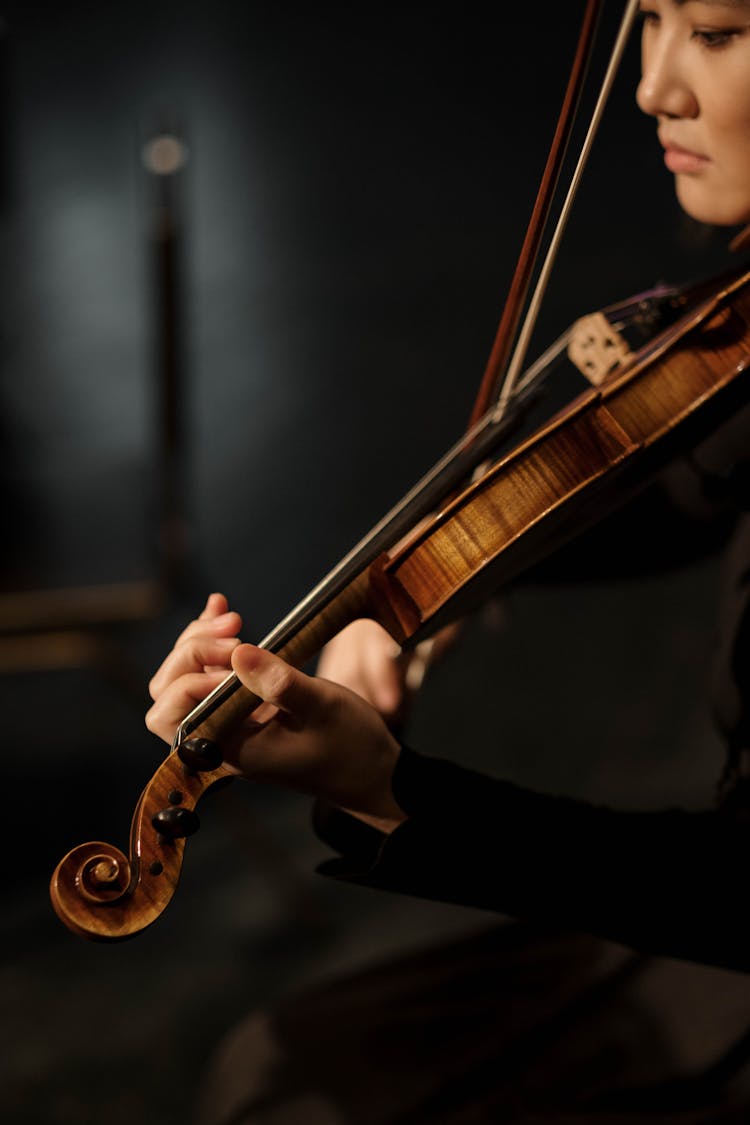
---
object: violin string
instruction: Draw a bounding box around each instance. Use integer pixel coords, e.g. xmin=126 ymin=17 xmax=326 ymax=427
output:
xmin=176 ymin=279 xmax=695 ymax=739
xmin=176 ymin=375 xmax=550 ymax=738
xmin=495 ymin=0 xmax=642 ymax=420
xmin=512 ymin=283 xmax=687 ymax=398
xmin=180 ymin=294 xmax=653 ymax=738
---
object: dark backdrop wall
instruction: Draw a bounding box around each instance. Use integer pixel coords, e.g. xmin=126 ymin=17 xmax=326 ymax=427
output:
xmin=0 ymin=4 xmax=739 ymax=1124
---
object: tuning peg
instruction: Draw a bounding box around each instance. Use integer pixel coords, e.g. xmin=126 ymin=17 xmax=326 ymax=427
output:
xmin=151 ymin=806 xmax=200 ymax=839
xmin=177 ymin=737 xmax=223 ymax=772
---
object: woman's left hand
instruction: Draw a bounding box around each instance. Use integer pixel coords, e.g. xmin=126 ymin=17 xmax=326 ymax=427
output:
xmin=146 ymin=600 xmax=407 ymax=833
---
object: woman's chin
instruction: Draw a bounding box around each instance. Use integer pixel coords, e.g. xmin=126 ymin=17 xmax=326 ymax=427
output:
xmin=676 ymin=179 xmax=750 ymax=229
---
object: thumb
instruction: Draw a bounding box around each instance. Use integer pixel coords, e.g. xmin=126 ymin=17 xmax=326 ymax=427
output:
xmin=231 ymin=644 xmax=322 ymax=720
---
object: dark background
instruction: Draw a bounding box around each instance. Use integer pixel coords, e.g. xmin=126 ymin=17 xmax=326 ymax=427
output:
xmin=0 ymin=3 xmax=744 ymax=1123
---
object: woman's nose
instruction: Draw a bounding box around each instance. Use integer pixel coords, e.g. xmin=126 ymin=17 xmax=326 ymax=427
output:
xmin=636 ymin=39 xmax=699 ymax=119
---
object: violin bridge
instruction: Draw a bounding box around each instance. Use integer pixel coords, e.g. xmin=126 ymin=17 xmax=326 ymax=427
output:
xmin=567 ymin=312 xmax=632 ymax=386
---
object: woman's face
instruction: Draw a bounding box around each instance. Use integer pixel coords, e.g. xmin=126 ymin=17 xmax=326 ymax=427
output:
xmin=637 ymin=0 xmax=750 ymax=225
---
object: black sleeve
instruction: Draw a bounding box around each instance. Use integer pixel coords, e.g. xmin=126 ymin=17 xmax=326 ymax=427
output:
xmin=523 ymin=468 xmax=734 ymax=585
xmin=314 ymin=747 xmax=750 ymax=974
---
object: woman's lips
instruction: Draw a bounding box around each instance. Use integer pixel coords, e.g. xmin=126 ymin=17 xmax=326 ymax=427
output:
xmin=661 ymin=141 xmax=710 ymax=174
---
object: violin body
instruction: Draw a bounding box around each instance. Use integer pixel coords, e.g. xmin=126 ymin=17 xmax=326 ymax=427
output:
xmin=50 ymin=264 xmax=750 ymax=940
xmin=374 ymin=267 xmax=750 ymax=644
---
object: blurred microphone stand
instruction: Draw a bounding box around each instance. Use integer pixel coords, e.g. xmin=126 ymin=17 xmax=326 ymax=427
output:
xmin=142 ymin=122 xmax=195 ymax=600
xmin=0 ymin=117 xmax=196 ymax=700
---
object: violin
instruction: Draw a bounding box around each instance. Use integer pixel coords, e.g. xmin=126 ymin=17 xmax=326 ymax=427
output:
xmin=48 ymin=0 xmax=750 ymax=940
xmin=49 ymin=259 xmax=750 ymax=940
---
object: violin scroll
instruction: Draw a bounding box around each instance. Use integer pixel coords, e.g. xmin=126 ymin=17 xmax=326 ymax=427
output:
xmin=51 ymin=841 xmax=134 ymax=940
xmin=50 ymin=743 xmax=234 ymax=941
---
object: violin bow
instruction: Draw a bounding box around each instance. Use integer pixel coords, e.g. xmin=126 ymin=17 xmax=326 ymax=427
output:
xmin=469 ymin=0 xmax=641 ymax=430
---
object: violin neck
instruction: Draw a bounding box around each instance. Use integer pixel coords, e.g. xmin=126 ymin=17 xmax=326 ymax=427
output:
xmin=176 ymin=566 xmax=390 ymax=745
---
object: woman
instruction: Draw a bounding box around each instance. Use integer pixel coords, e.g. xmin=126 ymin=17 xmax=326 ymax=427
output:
xmin=147 ymin=0 xmax=750 ymax=972
xmin=148 ymin=0 xmax=750 ymax=967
